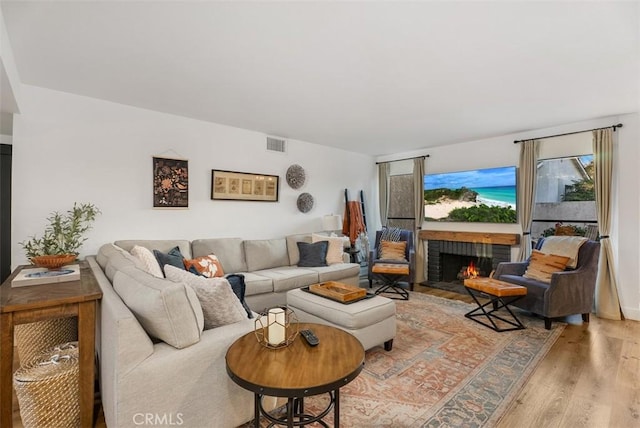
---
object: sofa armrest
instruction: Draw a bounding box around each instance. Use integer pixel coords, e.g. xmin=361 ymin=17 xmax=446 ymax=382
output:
xmin=545 ymin=267 xmax=597 ymax=317
xmin=494 ymin=261 xmax=528 ymax=277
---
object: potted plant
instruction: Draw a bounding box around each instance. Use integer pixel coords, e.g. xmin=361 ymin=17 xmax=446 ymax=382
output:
xmin=20 ymin=203 xmax=101 ymax=269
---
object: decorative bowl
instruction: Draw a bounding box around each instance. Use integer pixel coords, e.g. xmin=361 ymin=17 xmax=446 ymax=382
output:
xmin=30 ymin=254 xmax=77 ymax=270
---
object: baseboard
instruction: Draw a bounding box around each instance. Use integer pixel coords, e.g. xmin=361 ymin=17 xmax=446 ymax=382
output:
xmin=621 ymin=305 xmax=640 ymax=321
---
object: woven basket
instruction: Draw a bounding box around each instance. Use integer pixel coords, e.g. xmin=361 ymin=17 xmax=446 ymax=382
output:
xmin=16 ymin=318 xmax=78 ymax=365
xmin=13 ymin=342 xmax=80 ymax=428
xmin=30 ymin=254 xmax=77 ymax=270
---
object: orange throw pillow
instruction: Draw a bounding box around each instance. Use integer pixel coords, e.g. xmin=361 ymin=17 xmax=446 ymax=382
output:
xmin=379 ymin=240 xmax=407 ymax=261
xmin=523 ymin=250 xmax=570 ymax=283
xmin=183 ymin=255 xmax=225 ymax=278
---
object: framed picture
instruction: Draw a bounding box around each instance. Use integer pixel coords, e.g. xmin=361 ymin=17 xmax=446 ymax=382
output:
xmin=211 ymin=169 xmax=279 ymax=202
xmin=153 ymin=157 xmax=189 ymax=208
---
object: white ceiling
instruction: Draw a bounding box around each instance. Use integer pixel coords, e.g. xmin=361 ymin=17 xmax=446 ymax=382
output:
xmin=1 ymin=1 xmax=638 ymax=156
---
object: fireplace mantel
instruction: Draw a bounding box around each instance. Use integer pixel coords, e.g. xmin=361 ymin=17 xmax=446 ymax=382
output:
xmin=419 ymin=230 xmax=520 ymax=246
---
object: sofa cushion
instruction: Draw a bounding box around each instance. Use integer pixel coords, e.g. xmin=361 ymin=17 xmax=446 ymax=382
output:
xmin=130 ymin=245 xmax=164 ymax=278
xmin=240 ymin=272 xmax=274 ymax=297
xmin=113 ymin=268 xmax=204 ymax=349
xmin=311 ymin=234 xmax=345 ymax=265
xmin=97 ymin=244 xmax=144 ymax=281
xmin=253 ymin=267 xmax=319 ymax=293
xmin=523 ymin=250 xmax=571 ymax=283
xmin=306 ymin=263 xmax=361 ymax=283
xmin=115 ymin=240 xmax=192 ymax=259
xmin=153 ymin=246 xmax=187 ymax=276
xmin=184 ymin=255 xmax=225 ymax=278
xmin=244 ymin=239 xmax=289 ymax=272
xmin=297 ymin=241 xmax=328 ymax=267
xmin=191 ymin=238 xmax=247 ymax=273
xmin=164 ymin=266 xmax=248 ymax=329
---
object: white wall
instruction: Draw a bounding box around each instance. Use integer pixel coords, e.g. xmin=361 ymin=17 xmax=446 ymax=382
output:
xmin=11 ymin=85 xmax=376 ymax=267
xmin=378 ymin=113 xmax=640 ymax=320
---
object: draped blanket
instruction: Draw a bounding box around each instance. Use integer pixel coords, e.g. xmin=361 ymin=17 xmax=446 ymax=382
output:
xmin=342 ymin=201 xmax=366 ymax=246
xmin=540 ymin=236 xmax=588 ymax=269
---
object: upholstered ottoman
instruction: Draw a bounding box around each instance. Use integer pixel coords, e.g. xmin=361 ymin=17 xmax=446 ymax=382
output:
xmin=286 ymin=287 xmax=396 ymax=351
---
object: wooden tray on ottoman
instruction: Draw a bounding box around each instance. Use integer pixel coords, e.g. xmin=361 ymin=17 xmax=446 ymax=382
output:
xmin=308 ymin=281 xmax=367 ymax=303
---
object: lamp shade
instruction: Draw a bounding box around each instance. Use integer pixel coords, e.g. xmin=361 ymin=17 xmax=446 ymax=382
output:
xmin=322 ymin=214 xmax=343 ymax=232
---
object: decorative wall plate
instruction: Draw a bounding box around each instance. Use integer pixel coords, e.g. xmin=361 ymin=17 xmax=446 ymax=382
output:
xmin=286 ymin=164 xmax=306 ymax=189
xmin=297 ymin=193 xmax=314 ymax=213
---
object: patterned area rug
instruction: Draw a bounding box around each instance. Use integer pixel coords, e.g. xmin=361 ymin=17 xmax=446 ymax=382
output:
xmin=259 ymin=292 xmax=564 ymax=427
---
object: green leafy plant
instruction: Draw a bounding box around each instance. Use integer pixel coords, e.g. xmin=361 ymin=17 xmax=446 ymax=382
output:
xmin=20 ymin=203 xmax=101 ymax=258
xmin=446 ymin=204 xmax=517 ymax=223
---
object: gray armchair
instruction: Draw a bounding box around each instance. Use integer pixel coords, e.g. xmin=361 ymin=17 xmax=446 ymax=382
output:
xmin=493 ymin=239 xmax=600 ymax=329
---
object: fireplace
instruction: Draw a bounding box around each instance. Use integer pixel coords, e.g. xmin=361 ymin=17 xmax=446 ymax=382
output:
xmin=427 ymin=240 xmax=511 ymax=285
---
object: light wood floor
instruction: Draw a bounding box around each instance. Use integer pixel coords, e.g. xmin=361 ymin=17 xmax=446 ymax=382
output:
xmin=13 ymin=284 xmax=640 ymax=427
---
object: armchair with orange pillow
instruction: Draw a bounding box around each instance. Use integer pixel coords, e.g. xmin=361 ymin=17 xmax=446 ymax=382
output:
xmin=368 ymin=228 xmax=415 ymax=290
xmin=493 ymin=237 xmax=600 ymax=329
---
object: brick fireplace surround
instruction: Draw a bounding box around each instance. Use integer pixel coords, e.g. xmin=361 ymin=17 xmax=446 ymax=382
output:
xmin=418 ymin=231 xmax=520 ymax=284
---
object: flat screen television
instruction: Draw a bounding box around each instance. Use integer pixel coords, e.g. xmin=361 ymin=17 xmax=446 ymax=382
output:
xmin=424 ymin=166 xmax=517 ymax=223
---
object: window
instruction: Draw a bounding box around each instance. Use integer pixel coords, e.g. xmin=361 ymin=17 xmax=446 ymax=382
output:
xmin=532 ymin=155 xmax=597 ymax=238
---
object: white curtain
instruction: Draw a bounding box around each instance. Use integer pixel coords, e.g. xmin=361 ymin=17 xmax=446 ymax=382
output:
xmin=413 ymin=157 xmax=426 ymax=284
xmin=517 ymin=139 xmax=540 ymax=261
xmin=593 ymin=128 xmax=623 ymax=320
xmin=378 ymin=162 xmax=390 ymax=227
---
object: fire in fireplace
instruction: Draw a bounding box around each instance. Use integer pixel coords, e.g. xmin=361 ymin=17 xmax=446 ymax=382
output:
xmin=427 ymin=240 xmax=511 ymax=285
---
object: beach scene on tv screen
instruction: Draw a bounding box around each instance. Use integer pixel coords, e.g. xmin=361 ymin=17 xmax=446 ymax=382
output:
xmin=424 ymin=166 xmax=517 ymax=223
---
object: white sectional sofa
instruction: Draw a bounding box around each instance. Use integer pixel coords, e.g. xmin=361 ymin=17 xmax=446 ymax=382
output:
xmin=89 ymin=234 xmax=360 ymax=427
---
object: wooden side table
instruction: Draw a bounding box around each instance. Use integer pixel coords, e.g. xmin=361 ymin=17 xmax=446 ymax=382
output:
xmin=0 ymin=261 xmax=102 ymax=427
xmin=463 ymin=277 xmax=527 ymax=332
xmin=372 ymin=262 xmax=411 ymax=300
xmin=226 ymin=323 xmax=365 ymax=427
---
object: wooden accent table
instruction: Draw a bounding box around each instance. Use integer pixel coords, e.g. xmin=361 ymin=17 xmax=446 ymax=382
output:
xmin=0 ymin=262 xmax=102 ymax=427
xmin=372 ymin=263 xmax=410 ymax=300
xmin=226 ymin=323 xmax=365 ymax=427
xmin=463 ymin=277 xmax=527 ymax=332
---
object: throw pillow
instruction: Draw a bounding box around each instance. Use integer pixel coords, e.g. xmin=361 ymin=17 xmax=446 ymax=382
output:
xmin=379 ymin=240 xmax=407 ymax=261
xmin=164 ymin=265 xmax=248 ymax=329
xmin=225 ymin=274 xmax=253 ymax=318
xmin=184 ymin=254 xmax=225 ymax=278
xmin=380 ymin=227 xmax=403 ymax=242
xmin=523 ymin=250 xmax=571 ymax=283
xmin=311 ymin=233 xmax=346 ymax=264
xmin=153 ymin=246 xmax=186 ymax=276
xmin=130 ymin=245 xmax=164 ymax=278
xmin=297 ymin=241 xmax=328 ymax=267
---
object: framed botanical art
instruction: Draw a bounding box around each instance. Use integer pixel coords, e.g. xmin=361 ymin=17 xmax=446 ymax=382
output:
xmin=211 ymin=169 xmax=279 ymax=202
xmin=153 ymin=156 xmax=189 ymax=208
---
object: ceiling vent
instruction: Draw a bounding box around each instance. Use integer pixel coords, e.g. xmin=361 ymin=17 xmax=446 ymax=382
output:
xmin=266 ymin=136 xmax=286 ymax=153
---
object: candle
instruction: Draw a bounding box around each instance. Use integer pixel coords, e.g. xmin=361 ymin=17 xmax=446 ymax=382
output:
xmin=267 ymin=308 xmax=286 ymax=346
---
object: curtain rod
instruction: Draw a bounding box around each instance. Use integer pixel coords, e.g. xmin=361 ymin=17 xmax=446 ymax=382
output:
xmin=375 ymin=154 xmax=429 ymax=165
xmin=513 ymin=123 xmax=623 ymax=144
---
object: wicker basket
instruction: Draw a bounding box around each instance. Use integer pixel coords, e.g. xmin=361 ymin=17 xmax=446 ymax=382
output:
xmin=30 ymin=254 xmax=77 ymax=270
xmin=13 ymin=341 xmax=80 ymax=428
xmin=16 ymin=318 xmax=78 ymax=365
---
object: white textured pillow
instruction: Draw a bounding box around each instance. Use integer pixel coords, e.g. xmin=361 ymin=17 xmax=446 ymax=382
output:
xmin=130 ymin=245 xmax=164 ymax=278
xmin=312 ymin=234 xmax=345 ymax=265
xmin=164 ymin=266 xmax=247 ymax=329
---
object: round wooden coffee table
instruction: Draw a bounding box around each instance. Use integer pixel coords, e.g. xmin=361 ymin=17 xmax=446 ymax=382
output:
xmin=226 ymin=322 xmax=365 ymax=428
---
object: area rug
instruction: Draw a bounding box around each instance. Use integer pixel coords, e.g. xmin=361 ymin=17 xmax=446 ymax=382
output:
xmin=270 ymin=292 xmax=565 ymax=427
